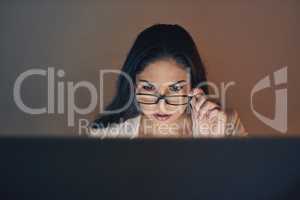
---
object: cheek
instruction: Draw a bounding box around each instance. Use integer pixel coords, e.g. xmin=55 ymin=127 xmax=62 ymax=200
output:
xmin=169 ymin=106 xmax=186 ymax=117
xmin=139 ymin=104 xmax=157 ymax=115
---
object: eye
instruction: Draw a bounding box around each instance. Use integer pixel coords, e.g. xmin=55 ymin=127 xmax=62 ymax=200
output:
xmin=142 ymin=85 xmax=155 ymax=91
xmin=169 ymin=85 xmax=183 ymax=92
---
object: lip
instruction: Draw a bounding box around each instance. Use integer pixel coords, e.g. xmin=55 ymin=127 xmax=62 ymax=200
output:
xmin=153 ymin=113 xmax=172 ymax=121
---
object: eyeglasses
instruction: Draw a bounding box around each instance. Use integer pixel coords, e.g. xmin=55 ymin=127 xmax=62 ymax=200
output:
xmin=136 ymin=92 xmax=192 ymax=106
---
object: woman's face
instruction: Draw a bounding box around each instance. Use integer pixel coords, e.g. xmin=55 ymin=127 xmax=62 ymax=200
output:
xmin=135 ymin=58 xmax=191 ymax=124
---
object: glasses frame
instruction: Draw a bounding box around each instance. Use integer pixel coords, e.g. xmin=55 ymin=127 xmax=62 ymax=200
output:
xmin=135 ymin=92 xmax=193 ymax=106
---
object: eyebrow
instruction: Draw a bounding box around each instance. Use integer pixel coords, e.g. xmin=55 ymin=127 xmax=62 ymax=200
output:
xmin=139 ymin=79 xmax=187 ymax=86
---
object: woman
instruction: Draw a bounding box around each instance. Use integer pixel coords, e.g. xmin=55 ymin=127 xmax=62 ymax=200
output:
xmin=88 ymin=24 xmax=247 ymax=138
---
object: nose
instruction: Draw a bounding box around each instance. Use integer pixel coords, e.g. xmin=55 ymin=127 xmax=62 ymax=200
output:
xmin=157 ymin=97 xmax=168 ymax=113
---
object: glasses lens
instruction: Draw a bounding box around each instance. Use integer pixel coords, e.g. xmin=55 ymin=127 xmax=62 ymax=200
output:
xmin=166 ymin=96 xmax=189 ymax=105
xmin=136 ymin=94 xmax=157 ymax=104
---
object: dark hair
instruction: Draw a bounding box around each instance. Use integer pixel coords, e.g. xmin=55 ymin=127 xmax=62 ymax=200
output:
xmin=90 ymin=23 xmax=209 ymax=129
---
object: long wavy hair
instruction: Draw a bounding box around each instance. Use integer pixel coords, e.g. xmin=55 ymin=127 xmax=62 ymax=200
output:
xmin=90 ymin=24 xmax=209 ymax=129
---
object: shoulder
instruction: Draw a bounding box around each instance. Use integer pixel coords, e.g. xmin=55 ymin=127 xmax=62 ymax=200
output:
xmin=87 ymin=115 xmax=141 ymax=139
xmin=224 ymin=108 xmax=248 ymax=137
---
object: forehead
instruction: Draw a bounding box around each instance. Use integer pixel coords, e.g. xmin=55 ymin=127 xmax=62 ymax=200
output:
xmin=136 ymin=59 xmax=189 ymax=85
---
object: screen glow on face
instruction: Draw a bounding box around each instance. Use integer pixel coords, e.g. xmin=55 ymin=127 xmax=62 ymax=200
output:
xmin=136 ymin=80 xmax=188 ymax=95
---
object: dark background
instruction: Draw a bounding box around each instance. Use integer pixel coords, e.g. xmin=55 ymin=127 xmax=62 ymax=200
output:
xmin=0 ymin=0 xmax=299 ymax=136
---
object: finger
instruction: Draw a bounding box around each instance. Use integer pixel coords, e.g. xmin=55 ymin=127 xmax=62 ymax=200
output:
xmin=197 ymin=101 xmax=221 ymax=120
xmin=191 ymin=97 xmax=208 ymax=120
xmin=190 ymin=94 xmax=205 ymax=112
xmin=188 ymin=87 xmax=204 ymax=96
xmin=194 ymin=93 xmax=208 ymax=112
xmin=189 ymin=88 xmax=207 ymax=114
xmin=189 ymin=88 xmax=204 ymax=100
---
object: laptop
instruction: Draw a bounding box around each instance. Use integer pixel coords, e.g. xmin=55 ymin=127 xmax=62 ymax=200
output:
xmin=0 ymin=137 xmax=299 ymax=200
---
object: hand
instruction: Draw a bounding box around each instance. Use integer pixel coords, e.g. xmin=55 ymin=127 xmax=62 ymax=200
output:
xmin=189 ymin=88 xmax=227 ymax=137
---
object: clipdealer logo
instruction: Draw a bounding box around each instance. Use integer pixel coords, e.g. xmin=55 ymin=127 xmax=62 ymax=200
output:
xmin=250 ymin=66 xmax=288 ymax=133
xmin=13 ymin=67 xmax=134 ymax=127
xmin=12 ymin=66 xmax=288 ymax=134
